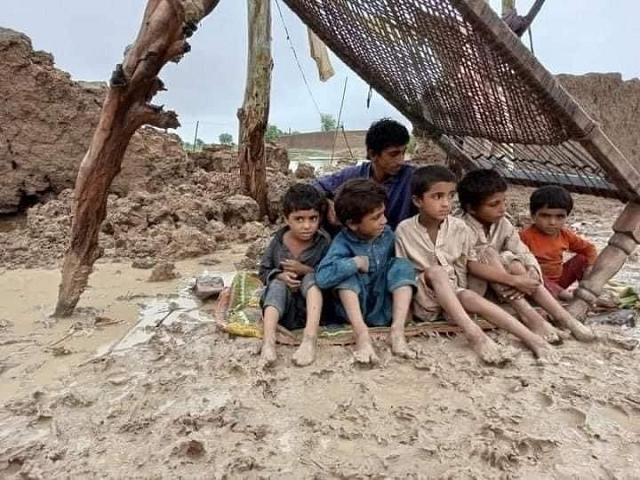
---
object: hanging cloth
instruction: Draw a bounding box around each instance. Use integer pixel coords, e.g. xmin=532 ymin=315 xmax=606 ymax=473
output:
xmin=307 ymin=29 xmax=335 ymax=82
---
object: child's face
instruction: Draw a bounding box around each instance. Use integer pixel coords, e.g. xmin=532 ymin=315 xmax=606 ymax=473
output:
xmin=285 ymin=208 xmax=320 ymax=242
xmin=531 ymin=207 xmax=568 ymax=236
xmin=412 ymin=181 xmax=456 ymax=222
xmin=347 ymin=204 xmax=387 ymax=240
xmin=470 ymin=191 xmax=507 ymax=226
xmin=369 ymin=145 xmax=407 ymax=177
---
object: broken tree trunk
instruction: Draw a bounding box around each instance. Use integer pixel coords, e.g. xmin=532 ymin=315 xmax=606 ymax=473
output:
xmin=238 ymin=0 xmax=273 ymax=220
xmin=54 ymin=0 xmax=222 ymax=317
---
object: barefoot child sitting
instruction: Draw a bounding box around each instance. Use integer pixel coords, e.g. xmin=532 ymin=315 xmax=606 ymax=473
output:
xmin=519 ymin=185 xmax=598 ymax=302
xmin=315 ymin=179 xmax=416 ymax=364
xmin=395 ymin=166 xmax=556 ymax=364
xmin=259 ymin=184 xmax=331 ymax=366
xmin=457 ymin=169 xmax=594 ymax=342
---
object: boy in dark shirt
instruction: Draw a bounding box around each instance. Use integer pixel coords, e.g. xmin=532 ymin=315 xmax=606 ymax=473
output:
xmin=312 ymin=118 xmax=416 ymax=232
xmin=259 ymin=184 xmax=331 ymax=367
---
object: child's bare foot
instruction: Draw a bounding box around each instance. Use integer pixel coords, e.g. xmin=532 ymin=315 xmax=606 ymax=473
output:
xmin=532 ymin=321 xmax=563 ymax=345
xmin=260 ymin=340 xmax=277 ymax=367
xmin=353 ymin=332 xmax=379 ymax=365
xmin=532 ymin=341 xmax=559 ymax=364
xmin=519 ymin=309 xmax=563 ymax=345
xmin=563 ymin=317 xmax=597 ymax=342
xmin=470 ymin=335 xmax=510 ymax=366
xmin=388 ymin=328 xmax=417 ymax=359
xmin=292 ymin=336 xmax=317 ymax=367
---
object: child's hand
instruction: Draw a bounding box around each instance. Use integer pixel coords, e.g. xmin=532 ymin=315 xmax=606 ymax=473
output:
xmin=277 ymin=271 xmax=302 ymax=292
xmin=510 ymin=274 xmax=540 ymax=296
xmin=327 ymin=199 xmax=341 ymax=226
xmin=354 ymin=256 xmax=369 ymax=273
xmin=281 ymin=259 xmax=311 ymax=276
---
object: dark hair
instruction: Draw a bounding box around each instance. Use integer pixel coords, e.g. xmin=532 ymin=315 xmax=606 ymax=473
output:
xmin=334 ymin=178 xmax=386 ymax=225
xmin=365 ymin=118 xmax=410 ymax=157
xmin=457 ymin=169 xmax=508 ymax=212
xmin=529 ymin=185 xmax=573 ymax=215
xmin=411 ymin=165 xmax=457 ymax=197
xmin=283 ymin=183 xmax=326 ymax=217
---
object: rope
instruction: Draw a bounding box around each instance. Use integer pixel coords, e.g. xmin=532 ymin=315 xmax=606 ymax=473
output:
xmin=274 ymin=0 xmax=322 ymax=117
xmin=331 ymin=77 xmax=348 ymax=163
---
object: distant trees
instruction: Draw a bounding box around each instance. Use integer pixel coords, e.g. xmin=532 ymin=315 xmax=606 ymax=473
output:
xmin=219 ymin=133 xmax=234 ymax=145
xmin=182 ymin=138 xmax=205 ymax=152
xmin=320 ymin=114 xmax=336 ymax=132
xmin=265 ymin=124 xmax=283 ymax=142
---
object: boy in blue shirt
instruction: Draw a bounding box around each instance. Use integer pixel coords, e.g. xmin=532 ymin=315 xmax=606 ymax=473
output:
xmin=316 ymin=179 xmax=416 ymax=364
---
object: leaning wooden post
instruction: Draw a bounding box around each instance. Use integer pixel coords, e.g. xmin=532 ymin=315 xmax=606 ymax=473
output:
xmin=54 ymin=0 xmax=222 ymax=317
xmin=568 ymin=203 xmax=640 ymax=319
xmin=237 ymin=0 xmax=272 ymax=219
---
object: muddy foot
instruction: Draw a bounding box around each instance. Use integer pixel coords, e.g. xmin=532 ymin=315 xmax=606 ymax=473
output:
xmin=534 ymin=323 xmax=563 ymax=345
xmin=353 ymin=335 xmax=379 ymax=365
xmin=568 ymin=320 xmax=597 ymax=343
xmin=388 ymin=329 xmax=417 ymax=359
xmin=260 ymin=341 xmax=277 ymax=367
xmin=471 ymin=336 xmax=510 ymax=366
xmin=292 ymin=336 xmax=317 ymax=367
xmin=533 ymin=342 xmax=559 ymax=365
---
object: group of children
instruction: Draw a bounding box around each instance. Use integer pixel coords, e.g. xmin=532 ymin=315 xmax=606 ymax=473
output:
xmin=258 ymin=121 xmax=598 ymax=367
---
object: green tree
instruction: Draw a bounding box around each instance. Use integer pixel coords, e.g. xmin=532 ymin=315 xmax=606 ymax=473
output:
xmin=219 ymin=133 xmax=234 ymax=145
xmin=265 ymin=124 xmax=283 ymax=143
xmin=320 ymin=114 xmax=337 ymax=132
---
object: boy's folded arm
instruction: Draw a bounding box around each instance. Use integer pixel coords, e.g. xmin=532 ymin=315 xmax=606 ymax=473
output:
xmin=315 ymin=256 xmax=359 ymax=289
xmin=566 ymin=230 xmax=598 ymax=264
xmin=258 ymin=239 xmax=282 ymax=285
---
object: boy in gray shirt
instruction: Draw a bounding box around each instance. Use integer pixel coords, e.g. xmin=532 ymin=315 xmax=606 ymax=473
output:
xmin=259 ymin=184 xmax=331 ymax=367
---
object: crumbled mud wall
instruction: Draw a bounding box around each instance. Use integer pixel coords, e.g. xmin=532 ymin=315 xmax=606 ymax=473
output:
xmin=0 ymin=28 xmax=188 ymax=214
xmin=558 ymin=73 xmax=640 ymax=163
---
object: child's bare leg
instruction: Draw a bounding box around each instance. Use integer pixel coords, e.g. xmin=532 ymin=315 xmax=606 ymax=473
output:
xmin=424 ymin=268 xmax=507 ymax=365
xmin=389 ymin=286 xmax=416 ymax=359
xmin=509 ymin=298 xmax=563 ymax=344
xmin=292 ymin=285 xmax=322 ymax=366
xmin=459 ymin=291 xmax=558 ymax=362
xmin=260 ymin=306 xmax=279 ymax=365
xmin=338 ymin=289 xmax=378 ymax=364
xmin=531 ymin=286 xmax=596 ymax=342
xmin=503 ymin=260 xmax=563 ymax=344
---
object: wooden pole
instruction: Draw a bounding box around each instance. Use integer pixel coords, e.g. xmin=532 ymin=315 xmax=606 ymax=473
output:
xmin=238 ymin=0 xmax=272 ymax=219
xmin=54 ymin=0 xmax=222 ymax=317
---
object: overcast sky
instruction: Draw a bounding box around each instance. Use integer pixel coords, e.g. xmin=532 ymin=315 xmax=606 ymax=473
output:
xmin=3 ymin=1 xmax=639 ymax=143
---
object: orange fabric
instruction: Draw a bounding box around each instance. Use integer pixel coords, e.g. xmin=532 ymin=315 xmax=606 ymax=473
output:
xmin=519 ymin=226 xmax=598 ymax=282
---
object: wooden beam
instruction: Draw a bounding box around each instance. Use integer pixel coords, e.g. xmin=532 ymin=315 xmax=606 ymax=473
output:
xmin=238 ymin=0 xmax=273 ymax=219
xmin=54 ymin=0 xmax=222 ymax=317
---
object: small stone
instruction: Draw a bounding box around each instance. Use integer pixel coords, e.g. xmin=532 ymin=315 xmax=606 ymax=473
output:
xmin=148 ymin=262 xmax=179 ymax=282
xmin=192 ymin=274 xmax=224 ymax=300
xmin=132 ymin=258 xmax=156 ymax=269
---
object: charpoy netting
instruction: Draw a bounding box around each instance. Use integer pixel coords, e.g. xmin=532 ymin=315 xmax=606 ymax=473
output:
xmin=283 ymin=0 xmax=640 ymax=201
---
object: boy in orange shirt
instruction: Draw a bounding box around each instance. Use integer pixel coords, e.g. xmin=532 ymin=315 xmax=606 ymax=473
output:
xmin=520 ymin=186 xmax=597 ymax=301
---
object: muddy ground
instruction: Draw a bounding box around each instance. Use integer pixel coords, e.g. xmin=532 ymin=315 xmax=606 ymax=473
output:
xmin=1 ymin=182 xmax=640 ymax=479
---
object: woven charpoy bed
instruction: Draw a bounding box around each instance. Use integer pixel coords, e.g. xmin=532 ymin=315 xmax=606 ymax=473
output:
xmin=282 ymin=0 xmax=640 ymax=319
